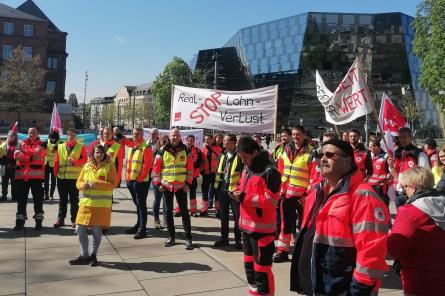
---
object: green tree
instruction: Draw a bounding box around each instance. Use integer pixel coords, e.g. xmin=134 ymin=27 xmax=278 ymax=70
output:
xmin=0 ymin=45 xmax=48 ymax=113
xmin=135 ymin=100 xmax=151 ymax=127
xmin=152 ymin=57 xmax=197 ymax=125
xmin=68 ymin=93 xmax=79 ymax=110
xmin=413 ymin=0 xmax=445 ymax=104
xmin=100 ymin=104 xmax=115 ymax=127
xmin=401 ymin=95 xmax=423 ymax=130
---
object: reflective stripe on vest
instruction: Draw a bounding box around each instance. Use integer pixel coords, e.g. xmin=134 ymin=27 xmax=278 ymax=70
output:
xmin=161 ymin=149 xmax=187 ymax=183
xmin=45 ymin=140 xmax=59 ymax=168
xmin=79 ymin=162 xmax=113 ymax=208
xmin=103 ymin=141 xmax=121 ymax=163
xmin=127 ymin=142 xmax=150 ymax=182
xmin=215 ymin=153 xmax=241 ymax=192
xmin=58 ymin=142 xmax=83 ymax=179
xmin=281 ymin=149 xmax=311 ymax=188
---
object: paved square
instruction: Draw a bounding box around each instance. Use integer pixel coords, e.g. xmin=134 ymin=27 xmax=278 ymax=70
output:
xmin=0 ymin=187 xmax=402 ymax=295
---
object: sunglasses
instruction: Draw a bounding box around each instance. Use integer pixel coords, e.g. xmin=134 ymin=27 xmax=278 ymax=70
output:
xmin=321 ymin=152 xmax=348 ymax=159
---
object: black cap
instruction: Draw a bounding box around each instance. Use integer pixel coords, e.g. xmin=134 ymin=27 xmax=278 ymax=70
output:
xmin=322 ymin=139 xmax=354 ymax=158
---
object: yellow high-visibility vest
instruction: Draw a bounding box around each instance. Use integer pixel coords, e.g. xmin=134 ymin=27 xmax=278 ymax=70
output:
xmin=45 ymin=139 xmax=60 ymax=168
xmin=161 ymin=149 xmax=187 ymax=183
xmin=102 ymin=141 xmax=121 ymax=163
xmin=127 ymin=142 xmax=150 ymax=182
xmin=57 ymin=142 xmax=83 ymax=179
xmin=215 ymin=153 xmax=241 ymax=191
xmin=79 ymin=162 xmax=113 ymax=208
xmin=281 ymin=147 xmax=311 ymax=188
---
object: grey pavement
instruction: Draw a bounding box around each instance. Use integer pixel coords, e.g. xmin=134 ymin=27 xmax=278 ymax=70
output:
xmin=0 ymin=185 xmax=403 ymax=296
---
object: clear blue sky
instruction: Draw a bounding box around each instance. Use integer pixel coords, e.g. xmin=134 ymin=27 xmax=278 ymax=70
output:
xmin=4 ymin=0 xmax=421 ymax=102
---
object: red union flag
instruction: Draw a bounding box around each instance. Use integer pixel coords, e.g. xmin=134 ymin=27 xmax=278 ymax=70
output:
xmin=50 ymin=102 xmax=63 ymax=135
xmin=316 ymin=58 xmax=373 ymax=125
xmin=379 ymin=93 xmax=408 ymax=136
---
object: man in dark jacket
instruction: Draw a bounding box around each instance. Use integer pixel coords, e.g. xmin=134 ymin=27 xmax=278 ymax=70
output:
xmin=290 ymin=139 xmax=390 ymax=295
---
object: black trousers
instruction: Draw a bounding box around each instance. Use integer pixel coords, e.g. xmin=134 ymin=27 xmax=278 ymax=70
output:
xmin=127 ymin=180 xmax=150 ymax=230
xmin=44 ymin=164 xmax=57 ymax=197
xmin=164 ymin=188 xmax=192 ymax=240
xmin=281 ymin=197 xmax=302 ymax=231
xmin=218 ymin=183 xmax=241 ymax=242
xmin=1 ymin=167 xmax=16 ymax=199
xmin=243 ymin=232 xmax=275 ymax=295
xmin=201 ymin=173 xmax=216 ymax=205
xmin=16 ymin=179 xmax=44 ymax=222
xmin=57 ymin=178 xmax=79 ymax=223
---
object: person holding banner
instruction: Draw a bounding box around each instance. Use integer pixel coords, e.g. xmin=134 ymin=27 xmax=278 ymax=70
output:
xmin=14 ymin=127 xmax=47 ymax=230
xmin=348 ymin=129 xmax=372 ymax=179
xmin=174 ymin=135 xmax=202 ymax=217
xmin=53 ymin=129 xmax=87 ymax=228
xmin=152 ymin=128 xmax=194 ymax=250
xmin=213 ymin=134 xmax=243 ymax=249
xmin=125 ymin=128 xmax=153 ymax=239
xmin=275 ymin=125 xmax=315 ymax=263
xmin=44 ymin=131 xmax=61 ymax=200
xmin=0 ymin=128 xmax=19 ymax=202
xmin=200 ymin=134 xmax=221 ymax=217
xmin=387 ymin=127 xmax=430 ymax=208
xmin=230 ymin=136 xmax=280 ymax=296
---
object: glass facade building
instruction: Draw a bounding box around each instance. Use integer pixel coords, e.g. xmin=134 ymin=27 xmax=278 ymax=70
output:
xmin=192 ymin=12 xmax=442 ymax=135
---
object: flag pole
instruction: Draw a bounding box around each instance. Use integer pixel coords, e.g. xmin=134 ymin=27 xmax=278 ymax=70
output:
xmin=333 ymin=124 xmax=341 ymax=138
xmin=357 ymin=59 xmax=391 ymax=156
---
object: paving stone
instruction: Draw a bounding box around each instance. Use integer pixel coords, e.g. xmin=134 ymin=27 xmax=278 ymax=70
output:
xmin=26 ymin=243 xmax=117 ymax=261
xmin=26 ymin=254 xmax=129 ymax=283
xmin=0 ymin=272 xmax=25 ymax=295
xmin=185 ymin=286 xmax=247 ymax=296
xmin=0 ymin=258 xmax=25 ymax=274
xmin=0 ymin=242 xmax=24 ymax=260
xmin=26 ymin=273 xmax=143 ymax=296
xmin=140 ymin=270 xmax=245 ymax=296
xmin=116 ymin=243 xmax=191 ymax=260
xmin=95 ymin=291 xmax=148 ymax=296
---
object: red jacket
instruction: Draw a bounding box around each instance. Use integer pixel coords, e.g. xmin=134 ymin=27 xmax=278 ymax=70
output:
xmin=291 ymin=170 xmax=390 ymax=295
xmin=388 ymin=190 xmax=445 ymax=296
xmin=14 ymin=137 xmax=47 ymax=181
xmin=201 ymin=145 xmax=222 ymax=174
xmin=237 ymin=150 xmax=281 ymax=234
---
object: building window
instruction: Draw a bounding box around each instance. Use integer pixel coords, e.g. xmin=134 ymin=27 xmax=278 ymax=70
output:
xmin=23 ymin=46 xmax=32 ymax=60
xmin=23 ymin=24 xmax=33 ymax=37
xmin=4 ymin=22 xmax=14 ymax=35
xmin=46 ymin=80 xmax=56 ymax=93
xmin=2 ymin=45 xmax=13 ymax=60
xmin=47 ymin=57 xmax=58 ymax=69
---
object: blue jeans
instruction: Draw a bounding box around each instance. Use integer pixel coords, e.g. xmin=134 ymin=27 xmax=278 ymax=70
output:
xmin=151 ymin=180 xmax=165 ymax=222
xmin=127 ymin=180 xmax=149 ymax=230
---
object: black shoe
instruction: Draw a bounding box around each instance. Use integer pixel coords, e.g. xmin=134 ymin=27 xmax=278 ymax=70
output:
xmin=102 ymin=228 xmax=109 ymax=235
xmin=68 ymin=255 xmax=90 ymax=265
xmin=89 ymin=254 xmax=98 ymax=266
xmin=191 ymin=212 xmax=198 ymax=217
xmin=164 ymin=237 xmax=176 ymax=247
xmin=125 ymin=224 xmax=138 ymax=234
xmin=173 ymin=212 xmax=181 ymax=217
xmin=13 ymin=221 xmax=25 ymax=231
xmin=213 ymin=239 xmax=229 ymax=248
xmin=44 ymin=193 xmax=49 ymax=200
xmin=208 ymin=203 xmax=214 ymax=209
xmin=185 ymin=239 xmax=194 ymax=250
xmin=215 ymin=210 xmax=221 ymax=218
xmin=35 ymin=220 xmax=43 ymax=230
xmin=0 ymin=196 xmax=6 ymax=201
xmin=272 ymin=251 xmax=289 ymax=263
xmin=235 ymin=241 xmax=243 ymax=250
xmin=134 ymin=229 xmax=147 ymax=239
xmin=53 ymin=220 xmax=65 ymax=228
xmin=199 ymin=211 xmax=208 ymax=217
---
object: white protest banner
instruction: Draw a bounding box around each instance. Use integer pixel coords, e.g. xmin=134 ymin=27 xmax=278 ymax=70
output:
xmin=143 ymin=128 xmax=204 ymax=148
xmin=316 ymin=58 xmax=373 ymax=125
xmin=170 ymin=85 xmax=278 ymax=134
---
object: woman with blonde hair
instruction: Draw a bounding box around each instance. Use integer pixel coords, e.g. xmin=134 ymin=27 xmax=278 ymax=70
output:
xmin=69 ymin=144 xmax=117 ymax=266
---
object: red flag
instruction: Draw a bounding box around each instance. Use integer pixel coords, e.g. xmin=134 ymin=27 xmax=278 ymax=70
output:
xmin=10 ymin=121 xmax=18 ymax=133
xmin=379 ymin=93 xmax=408 ymax=136
xmin=50 ymin=102 xmax=63 ymax=135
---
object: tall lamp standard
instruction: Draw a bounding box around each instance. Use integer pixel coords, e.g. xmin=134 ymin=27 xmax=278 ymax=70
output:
xmin=82 ymin=70 xmax=88 ymax=130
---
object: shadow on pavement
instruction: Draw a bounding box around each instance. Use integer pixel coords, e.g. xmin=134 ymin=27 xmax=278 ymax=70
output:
xmin=381 ymin=268 xmax=403 ymax=290
xmin=101 ymin=261 xmax=213 ymax=273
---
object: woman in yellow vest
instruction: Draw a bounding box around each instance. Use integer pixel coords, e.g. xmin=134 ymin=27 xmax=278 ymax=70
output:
xmin=69 ymin=144 xmax=117 ymax=266
xmin=432 ymin=146 xmax=445 ymax=186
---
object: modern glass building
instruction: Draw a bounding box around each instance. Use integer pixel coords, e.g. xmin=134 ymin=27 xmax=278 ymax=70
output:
xmin=192 ymin=12 xmax=442 ymax=135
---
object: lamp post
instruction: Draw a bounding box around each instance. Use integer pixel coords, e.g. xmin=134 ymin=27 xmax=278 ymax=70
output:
xmin=82 ymin=70 xmax=88 ymax=131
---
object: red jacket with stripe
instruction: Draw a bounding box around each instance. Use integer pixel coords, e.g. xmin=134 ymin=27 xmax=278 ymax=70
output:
xmin=237 ymin=150 xmax=281 ymax=234
xmin=290 ymin=170 xmax=390 ymax=295
xmin=14 ymin=137 xmax=47 ymax=181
